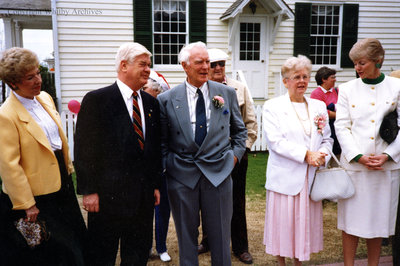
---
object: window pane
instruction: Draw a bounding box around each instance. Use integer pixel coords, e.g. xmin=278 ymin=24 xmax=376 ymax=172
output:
xmin=239 ymin=23 xmax=260 ymax=61
xmin=179 ymin=22 xmax=185 ymax=32
xmin=154 ymin=22 xmax=161 ymax=31
xmin=153 ymin=0 xmax=187 ymax=65
xmin=163 ymin=55 xmax=170 ymax=64
xmin=254 ymin=52 xmax=259 ymax=60
xmin=171 ymin=55 xmax=178 ymax=64
xmin=171 ymin=22 xmax=177 ymax=32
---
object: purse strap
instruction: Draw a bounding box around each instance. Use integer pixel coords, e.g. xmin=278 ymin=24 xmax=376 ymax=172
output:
xmin=326 ymin=148 xmax=342 ymax=168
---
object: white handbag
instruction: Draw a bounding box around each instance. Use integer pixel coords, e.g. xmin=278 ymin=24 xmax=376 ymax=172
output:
xmin=310 ymin=149 xmax=355 ymax=202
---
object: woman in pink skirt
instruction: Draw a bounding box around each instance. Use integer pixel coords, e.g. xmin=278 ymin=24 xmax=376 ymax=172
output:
xmin=262 ymin=55 xmax=333 ymax=265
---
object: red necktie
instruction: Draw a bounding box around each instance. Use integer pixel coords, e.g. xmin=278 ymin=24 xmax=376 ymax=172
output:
xmin=132 ymin=91 xmax=144 ymax=150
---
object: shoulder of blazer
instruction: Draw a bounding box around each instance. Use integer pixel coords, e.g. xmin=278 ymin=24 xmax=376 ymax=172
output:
xmin=226 ymin=77 xmax=246 ymax=90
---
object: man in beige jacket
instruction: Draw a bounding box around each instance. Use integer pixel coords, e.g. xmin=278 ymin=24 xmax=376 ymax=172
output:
xmin=198 ymin=48 xmax=257 ymax=264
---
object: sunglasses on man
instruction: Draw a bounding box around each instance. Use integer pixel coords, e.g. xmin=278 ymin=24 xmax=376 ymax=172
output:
xmin=210 ymin=61 xmax=225 ymax=68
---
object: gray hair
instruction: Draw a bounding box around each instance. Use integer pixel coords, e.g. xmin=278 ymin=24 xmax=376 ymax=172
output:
xmin=178 ymin=41 xmax=207 ymax=65
xmin=145 ymin=78 xmax=163 ymax=94
xmin=281 ymin=55 xmax=312 ymax=78
xmin=115 ymin=42 xmax=152 ymax=72
xmin=349 ymin=38 xmax=385 ymax=64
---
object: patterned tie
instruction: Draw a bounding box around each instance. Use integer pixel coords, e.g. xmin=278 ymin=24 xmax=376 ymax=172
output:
xmin=195 ymin=88 xmax=207 ymax=146
xmin=132 ymin=91 xmax=144 ymax=150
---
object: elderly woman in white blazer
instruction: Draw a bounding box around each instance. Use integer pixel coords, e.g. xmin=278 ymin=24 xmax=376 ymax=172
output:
xmin=262 ymin=55 xmax=333 ymax=265
xmin=335 ymin=38 xmax=400 ymax=266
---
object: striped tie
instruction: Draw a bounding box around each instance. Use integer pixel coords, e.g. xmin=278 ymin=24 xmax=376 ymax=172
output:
xmin=132 ymin=91 xmax=144 ymax=150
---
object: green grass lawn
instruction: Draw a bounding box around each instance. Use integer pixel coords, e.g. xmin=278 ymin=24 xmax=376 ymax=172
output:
xmin=246 ymin=152 xmax=268 ymax=200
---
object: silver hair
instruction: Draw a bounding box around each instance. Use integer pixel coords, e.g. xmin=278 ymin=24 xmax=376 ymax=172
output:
xmin=281 ymin=55 xmax=312 ymax=78
xmin=115 ymin=42 xmax=152 ymax=72
xmin=178 ymin=41 xmax=207 ymax=65
xmin=145 ymin=78 xmax=163 ymax=94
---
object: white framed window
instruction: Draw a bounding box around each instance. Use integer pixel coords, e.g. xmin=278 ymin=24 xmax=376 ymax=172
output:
xmin=294 ymin=3 xmax=358 ymax=68
xmin=310 ymin=4 xmax=342 ymax=67
xmin=153 ymin=0 xmax=188 ymax=65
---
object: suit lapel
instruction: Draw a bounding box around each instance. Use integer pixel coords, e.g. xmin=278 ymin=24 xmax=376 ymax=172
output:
xmin=10 ymin=93 xmax=53 ymax=152
xmin=171 ymin=85 xmax=194 ymax=145
xmin=207 ymin=82 xmax=223 ymax=136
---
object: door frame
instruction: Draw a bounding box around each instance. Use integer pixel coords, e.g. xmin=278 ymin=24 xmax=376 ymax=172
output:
xmin=232 ymin=15 xmax=271 ymax=99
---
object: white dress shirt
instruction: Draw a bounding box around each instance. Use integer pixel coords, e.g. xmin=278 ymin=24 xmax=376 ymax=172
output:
xmin=13 ymin=91 xmax=62 ymax=151
xmin=185 ymin=80 xmax=211 ymax=138
xmin=117 ymin=79 xmax=146 ymax=138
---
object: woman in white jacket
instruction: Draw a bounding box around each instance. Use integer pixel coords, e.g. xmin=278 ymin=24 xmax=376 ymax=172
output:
xmin=262 ymin=55 xmax=333 ymax=265
xmin=335 ymin=38 xmax=400 ymax=266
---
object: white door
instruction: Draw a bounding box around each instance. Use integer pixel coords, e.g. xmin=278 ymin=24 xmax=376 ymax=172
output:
xmin=233 ymin=16 xmax=267 ymax=99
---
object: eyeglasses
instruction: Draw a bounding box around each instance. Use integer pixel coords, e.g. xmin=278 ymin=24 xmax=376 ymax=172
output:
xmin=287 ymin=74 xmax=310 ymax=82
xmin=210 ymin=61 xmax=225 ymax=68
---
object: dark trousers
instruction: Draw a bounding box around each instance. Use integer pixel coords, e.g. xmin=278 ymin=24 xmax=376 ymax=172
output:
xmin=86 ymin=193 xmax=154 ymax=266
xmin=154 ymin=175 xmax=170 ymax=254
xmin=393 ymin=188 xmax=400 ymax=265
xmin=201 ymin=151 xmax=249 ymax=254
xmin=0 ymin=150 xmax=87 ymax=266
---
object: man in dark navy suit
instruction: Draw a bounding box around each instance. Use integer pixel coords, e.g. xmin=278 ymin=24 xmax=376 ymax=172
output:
xmin=74 ymin=42 xmax=161 ymax=266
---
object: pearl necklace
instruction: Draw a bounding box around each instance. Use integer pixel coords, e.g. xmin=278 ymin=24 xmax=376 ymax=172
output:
xmin=291 ymin=100 xmax=311 ymax=136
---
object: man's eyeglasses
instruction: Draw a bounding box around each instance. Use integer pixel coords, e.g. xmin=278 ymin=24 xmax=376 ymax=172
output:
xmin=210 ymin=61 xmax=225 ymax=68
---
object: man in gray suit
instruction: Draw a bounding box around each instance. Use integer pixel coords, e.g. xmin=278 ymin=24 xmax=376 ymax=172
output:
xmin=158 ymin=41 xmax=247 ymax=266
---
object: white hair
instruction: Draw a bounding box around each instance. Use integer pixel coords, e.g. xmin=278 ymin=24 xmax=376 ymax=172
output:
xmin=178 ymin=41 xmax=207 ymax=65
xmin=115 ymin=42 xmax=152 ymax=72
xmin=281 ymin=55 xmax=312 ymax=78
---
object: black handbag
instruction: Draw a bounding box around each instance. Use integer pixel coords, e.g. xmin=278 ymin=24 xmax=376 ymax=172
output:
xmin=379 ymin=109 xmax=399 ymax=144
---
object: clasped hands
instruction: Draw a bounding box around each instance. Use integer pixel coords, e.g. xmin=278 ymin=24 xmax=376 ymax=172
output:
xmin=358 ymin=154 xmax=388 ymax=170
xmin=305 ymin=150 xmax=328 ymax=167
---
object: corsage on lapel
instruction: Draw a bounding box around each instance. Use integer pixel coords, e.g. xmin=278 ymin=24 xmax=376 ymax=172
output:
xmin=314 ymin=113 xmax=327 ymax=135
xmin=212 ymin=95 xmax=224 ymax=109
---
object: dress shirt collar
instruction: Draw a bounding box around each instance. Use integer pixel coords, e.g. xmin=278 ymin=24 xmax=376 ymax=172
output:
xmin=117 ymin=78 xmax=142 ymax=100
xmin=185 ymin=80 xmax=208 ymax=96
xmin=12 ymin=90 xmax=39 ymax=109
xmin=318 ymin=85 xmax=331 ymax=94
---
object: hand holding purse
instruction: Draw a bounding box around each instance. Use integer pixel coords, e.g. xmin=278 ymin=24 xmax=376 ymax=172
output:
xmin=310 ymin=149 xmax=355 ymax=202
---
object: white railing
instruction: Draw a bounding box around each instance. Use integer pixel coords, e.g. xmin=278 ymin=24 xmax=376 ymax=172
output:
xmin=60 ymin=111 xmax=77 ymax=160
xmin=251 ymin=104 xmax=268 ymax=151
xmin=61 ymin=105 xmax=268 ymax=157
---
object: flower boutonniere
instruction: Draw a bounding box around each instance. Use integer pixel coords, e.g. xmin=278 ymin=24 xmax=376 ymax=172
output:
xmin=212 ymin=95 xmax=225 ymax=109
xmin=314 ymin=113 xmax=327 ymax=135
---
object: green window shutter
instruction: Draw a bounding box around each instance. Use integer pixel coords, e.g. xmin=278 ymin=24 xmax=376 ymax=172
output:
xmin=189 ymin=0 xmax=206 ymax=43
xmin=341 ymin=4 xmax=359 ymax=68
xmin=134 ymin=0 xmax=153 ymax=53
xmin=293 ymin=3 xmax=311 ymax=57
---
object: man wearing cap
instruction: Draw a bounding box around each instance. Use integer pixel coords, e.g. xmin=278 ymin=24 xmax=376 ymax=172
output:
xmin=197 ymin=48 xmax=257 ymax=264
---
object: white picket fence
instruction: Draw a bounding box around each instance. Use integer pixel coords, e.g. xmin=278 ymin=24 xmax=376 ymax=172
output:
xmin=60 ymin=105 xmax=267 ymax=160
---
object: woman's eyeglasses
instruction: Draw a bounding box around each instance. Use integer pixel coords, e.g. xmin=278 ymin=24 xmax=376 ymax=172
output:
xmin=210 ymin=61 xmax=225 ymax=68
xmin=287 ymin=74 xmax=310 ymax=82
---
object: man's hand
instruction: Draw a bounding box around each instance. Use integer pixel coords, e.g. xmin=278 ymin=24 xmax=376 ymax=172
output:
xmin=154 ymin=189 xmax=160 ymax=206
xmin=83 ymin=193 xmax=99 ymax=212
xmin=25 ymin=205 xmax=39 ymax=222
xmin=234 ymin=156 xmax=238 ymax=165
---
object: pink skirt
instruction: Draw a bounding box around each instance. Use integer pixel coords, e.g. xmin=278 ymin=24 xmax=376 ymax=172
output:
xmin=263 ymin=178 xmax=323 ymax=261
